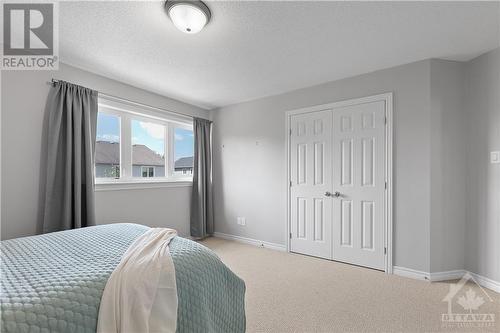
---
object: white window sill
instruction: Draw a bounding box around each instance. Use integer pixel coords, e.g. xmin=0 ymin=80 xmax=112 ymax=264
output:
xmin=95 ymin=178 xmax=193 ymax=191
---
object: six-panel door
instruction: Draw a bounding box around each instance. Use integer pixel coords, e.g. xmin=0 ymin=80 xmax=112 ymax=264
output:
xmin=290 ymin=110 xmax=333 ymax=259
xmin=332 ymin=101 xmax=386 ymax=270
xmin=290 ymin=100 xmax=386 ymax=270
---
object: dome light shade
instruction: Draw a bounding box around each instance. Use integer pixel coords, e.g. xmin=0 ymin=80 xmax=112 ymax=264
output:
xmin=165 ymin=1 xmax=211 ymax=34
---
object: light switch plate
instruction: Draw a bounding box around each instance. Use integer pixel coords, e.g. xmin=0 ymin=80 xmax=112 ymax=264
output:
xmin=491 ymin=151 xmax=500 ymax=164
xmin=237 ymin=217 xmax=246 ymax=226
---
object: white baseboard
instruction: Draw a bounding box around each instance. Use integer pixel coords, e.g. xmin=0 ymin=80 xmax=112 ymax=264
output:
xmin=213 ymin=232 xmax=286 ymax=252
xmin=393 ymin=266 xmax=430 ymax=281
xmin=429 ymin=269 xmax=466 ymax=282
xmin=394 ymin=266 xmax=500 ymax=293
xmin=469 ymin=271 xmax=500 ymax=293
xmin=210 ymin=235 xmax=500 ymax=292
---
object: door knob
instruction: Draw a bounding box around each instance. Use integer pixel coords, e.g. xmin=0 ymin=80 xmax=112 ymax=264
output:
xmin=325 ymin=191 xmax=341 ymax=197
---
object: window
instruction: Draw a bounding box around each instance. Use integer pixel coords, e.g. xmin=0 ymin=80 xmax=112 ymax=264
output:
xmin=174 ymin=127 xmax=194 ymax=176
xmin=95 ymin=97 xmax=194 ymax=183
xmin=96 ymin=113 xmax=120 ymax=178
xmin=132 ymin=120 xmax=165 ymax=178
xmin=141 ymin=166 xmax=155 ymax=177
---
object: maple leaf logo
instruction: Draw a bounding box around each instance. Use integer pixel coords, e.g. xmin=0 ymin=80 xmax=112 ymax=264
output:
xmin=457 ymin=288 xmax=485 ymax=313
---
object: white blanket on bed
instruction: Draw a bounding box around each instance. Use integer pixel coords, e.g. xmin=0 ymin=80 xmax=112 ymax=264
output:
xmin=97 ymin=228 xmax=178 ymax=333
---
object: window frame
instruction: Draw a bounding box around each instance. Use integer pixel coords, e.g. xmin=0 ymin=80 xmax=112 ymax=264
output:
xmin=95 ymin=96 xmax=193 ymax=186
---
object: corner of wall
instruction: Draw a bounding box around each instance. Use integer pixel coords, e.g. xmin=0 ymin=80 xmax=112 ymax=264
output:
xmin=428 ymin=59 xmax=467 ymax=273
xmin=463 ymin=47 xmax=500 ymax=283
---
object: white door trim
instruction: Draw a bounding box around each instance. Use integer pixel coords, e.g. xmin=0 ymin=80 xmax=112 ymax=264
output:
xmin=285 ymin=92 xmax=394 ymax=273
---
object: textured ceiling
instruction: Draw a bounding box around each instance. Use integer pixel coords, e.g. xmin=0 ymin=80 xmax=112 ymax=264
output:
xmin=60 ymin=1 xmax=500 ymax=109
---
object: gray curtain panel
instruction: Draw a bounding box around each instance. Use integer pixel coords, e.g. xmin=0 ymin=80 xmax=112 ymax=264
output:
xmin=190 ymin=117 xmax=214 ymax=238
xmin=42 ymin=81 xmax=98 ymax=233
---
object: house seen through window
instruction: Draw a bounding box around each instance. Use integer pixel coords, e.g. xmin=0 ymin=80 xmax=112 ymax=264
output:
xmin=95 ymin=113 xmax=121 ymax=178
xmin=95 ymin=99 xmax=194 ymax=182
xmin=174 ymin=127 xmax=195 ymax=176
xmin=132 ymin=119 xmax=165 ymax=178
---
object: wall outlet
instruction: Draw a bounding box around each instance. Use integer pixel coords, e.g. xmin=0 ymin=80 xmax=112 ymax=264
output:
xmin=491 ymin=151 xmax=500 ymax=164
xmin=237 ymin=217 xmax=246 ymax=226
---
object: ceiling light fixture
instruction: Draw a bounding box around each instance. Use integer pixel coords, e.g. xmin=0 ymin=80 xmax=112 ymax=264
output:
xmin=165 ymin=0 xmax=211 ymax=34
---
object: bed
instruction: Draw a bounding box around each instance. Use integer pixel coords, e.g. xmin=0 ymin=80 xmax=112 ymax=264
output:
xmin=0 ymin=223 xmax=246 ymax=333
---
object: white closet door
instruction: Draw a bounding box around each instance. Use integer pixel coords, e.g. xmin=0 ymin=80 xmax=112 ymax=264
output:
xmin=332 ymin=101 xmax=386 ymax=270
xmin=290 ymin=110 xmax=333 ymax=259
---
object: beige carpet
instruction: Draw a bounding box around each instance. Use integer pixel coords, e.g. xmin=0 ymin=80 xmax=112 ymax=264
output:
xmin=200 ymin=237 xmax=500 ymax=333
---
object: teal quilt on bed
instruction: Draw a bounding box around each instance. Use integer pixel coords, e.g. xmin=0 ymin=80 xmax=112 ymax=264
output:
xmin=0 ymin=223 xmax=245 ymax=333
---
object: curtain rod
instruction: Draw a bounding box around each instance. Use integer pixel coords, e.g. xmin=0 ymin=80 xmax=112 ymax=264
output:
xmin=47 ymin=78 xmax=195 ymax=121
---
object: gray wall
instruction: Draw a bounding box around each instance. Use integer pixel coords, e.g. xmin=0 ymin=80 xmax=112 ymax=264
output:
xmin=212 ymin=60 xmax=433 ymax=272
xmin=429 ymin=59 xmax=466 ymax=273
xmin=1 ymin=63 xmax=209 ymax=240
xmin=94 ymin=185 xmax=192 ymax=237
xmin=464 ymin=48 xmax=500 ymax=282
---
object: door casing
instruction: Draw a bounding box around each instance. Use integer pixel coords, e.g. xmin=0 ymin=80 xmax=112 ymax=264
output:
xmin=285 ymin=93 xmax=393 ymax=274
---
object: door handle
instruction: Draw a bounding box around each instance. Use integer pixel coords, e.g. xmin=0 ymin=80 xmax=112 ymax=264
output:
xmin=325 ymin=191 xmax=341 ymax=197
